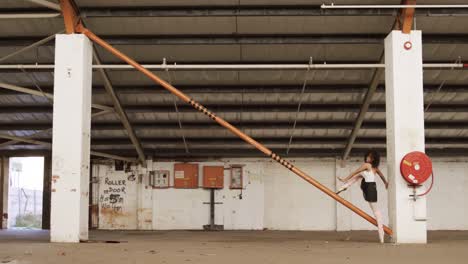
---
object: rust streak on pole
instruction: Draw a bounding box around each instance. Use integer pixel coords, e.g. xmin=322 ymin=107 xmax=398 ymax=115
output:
xmin=77 ymin=24 xmax=392 ymax=236
xmin=59 ymin=0 xmax=79 ymax=34
xmin=402 ymin=0 xmax=416 ymax=34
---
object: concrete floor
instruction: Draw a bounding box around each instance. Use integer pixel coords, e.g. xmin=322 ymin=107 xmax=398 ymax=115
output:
xmin=0 ymin=230 xmax=467 ymax=264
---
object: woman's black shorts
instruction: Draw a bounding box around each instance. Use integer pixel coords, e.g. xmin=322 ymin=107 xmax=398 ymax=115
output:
xmin=360 ymin=180 xmax=377 ymax=202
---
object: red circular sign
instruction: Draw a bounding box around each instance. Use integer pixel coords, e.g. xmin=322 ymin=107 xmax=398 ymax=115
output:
xmin=400 ymin=151 xmax=433 ymax=185
xmin=404 ymin=41 xmax=412 ymax=50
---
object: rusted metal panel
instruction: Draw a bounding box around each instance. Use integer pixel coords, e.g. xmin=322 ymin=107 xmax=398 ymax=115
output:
xmin=174 ymin=163 xmax=198 ymax=189
xmin=203 ymin=166 xmax=224 ymax=189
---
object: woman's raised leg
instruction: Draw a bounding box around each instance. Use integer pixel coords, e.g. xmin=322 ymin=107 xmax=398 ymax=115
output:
xmin=369 ymin=202 xmax=384 ymax=243
xmin=336 ymin=175 xmax=362 ymax=194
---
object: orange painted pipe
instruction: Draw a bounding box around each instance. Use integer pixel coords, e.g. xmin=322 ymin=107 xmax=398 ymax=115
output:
xmin=77 ymin=25 xmax=393 ymax=236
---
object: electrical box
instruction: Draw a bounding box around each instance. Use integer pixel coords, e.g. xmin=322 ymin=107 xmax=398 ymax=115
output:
xmin=174 ymin=163 xmax=199 ymax=189
xmin=230 ymin=165 xmax=243 ymax=189
xmin=203 ymin=166 xmax=224 ymax=189
xmin=149 ymin=170 xmax=170 ymax=188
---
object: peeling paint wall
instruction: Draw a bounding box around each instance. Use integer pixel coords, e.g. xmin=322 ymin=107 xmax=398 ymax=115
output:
xmin=95 ymin=158 xmax=468 ymax=231
xmin=97 ymin=164 xmax=137 ymax=230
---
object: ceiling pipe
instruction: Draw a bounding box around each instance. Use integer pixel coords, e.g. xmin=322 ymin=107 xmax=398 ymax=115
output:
xmin=26 ymin=0 xmax=62 ymax=11
xmin=0 ymin=13 xmax=61 ymax=19
xmin=0 ymin=63 xmax=465 ymax=70
xmin=321 ymin=4 xmax=468 ymax=9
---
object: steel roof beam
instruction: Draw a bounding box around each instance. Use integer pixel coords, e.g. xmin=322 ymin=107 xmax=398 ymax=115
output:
xmin=3 ymin=147 xmax=464 ymax=158
xmin=0 ymin=31 xmax=62 ymax=63
xmin=92 ymin=48 xmax=147 ymax=166
xmin=3 ymin=84 xmax=468 ymax=95
xmin=2 ymin=148 xmax=468 ymax=158
xmin=1 ymin=6 xmax=462 ymax=17
xmin=0 ymin=82 xmax=114 ymax=112
xmin=15 ymin=136 xmax=461 ymax=145
xmin=342 ymin=57 xmax=384 ymax=160
xmin=2 ymin=120 xmax=468 ymax=131
xmin=2 ymin=103 xmax=468 ymax=113
xmin=4 ymin=5 xmax=468 ymax=17
xmin=26 ymin=0 xmax=61 ymax=11
xmin=3 ymin=34 xmax=468 ymax=46
xmin=343 ymin=6 xmax=406 ymax=160
xmin=0 ymin=133 xmax=137 ymax=162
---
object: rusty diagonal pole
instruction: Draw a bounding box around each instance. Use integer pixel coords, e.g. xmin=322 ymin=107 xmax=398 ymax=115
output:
xmin=76 ymin=23 xmax=392 ymax=236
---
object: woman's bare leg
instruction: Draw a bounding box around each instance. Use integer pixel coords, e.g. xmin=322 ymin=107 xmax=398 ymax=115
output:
xmin=369 ymin=202 xmax=384 ymax=243
xmin=336 ymin=175 xmax=362 ymax=194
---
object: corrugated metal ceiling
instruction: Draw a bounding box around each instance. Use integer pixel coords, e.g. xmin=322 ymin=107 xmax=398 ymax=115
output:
xmin=0 ymin=0 xmax=467 ymax=158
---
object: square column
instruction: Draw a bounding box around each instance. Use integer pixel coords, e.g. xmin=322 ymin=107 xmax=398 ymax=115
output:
xmin=385 ymin=30 xmax=427 ymax=244
xmin=51 ymin=34 xmax=93 ymax=242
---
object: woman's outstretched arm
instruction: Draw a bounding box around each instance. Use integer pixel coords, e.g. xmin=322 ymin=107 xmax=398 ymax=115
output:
xmin=376 ymin=168 xmax=389 ymax=189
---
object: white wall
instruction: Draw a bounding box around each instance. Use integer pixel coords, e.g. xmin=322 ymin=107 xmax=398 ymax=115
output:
xmin=427 ymin=160 xmax=468 ymax=230
xmin=95 ymin=158 xmax=468 ymax=231
xmin=264 ymin=160 xmax=336 ymax=230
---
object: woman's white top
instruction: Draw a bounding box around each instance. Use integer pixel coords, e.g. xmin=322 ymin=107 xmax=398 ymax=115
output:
xmin=361 ymin=169 xmax=376 ymax=183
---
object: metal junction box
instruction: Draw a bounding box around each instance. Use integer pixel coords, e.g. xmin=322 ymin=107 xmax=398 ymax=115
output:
xmin=149 ymin=170 xmax=170 ymax=188
xmin=203 ymin=166 xmax=224 ymax=189
xmin=230 ymin=165 xmax=243 ymax=189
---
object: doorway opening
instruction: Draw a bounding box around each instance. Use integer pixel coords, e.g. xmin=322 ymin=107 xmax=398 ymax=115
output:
xmin=8 ymin=157 xmax=44 ymax=229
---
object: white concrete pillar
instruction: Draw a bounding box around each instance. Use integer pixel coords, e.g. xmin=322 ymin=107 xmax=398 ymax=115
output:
xmin=385 ymin=30 xmax=427 ymax=244
xmin=51 ymin=34 xmax=92 ymax=242
xmin=137 ymin=160 xmax=153 ymax=230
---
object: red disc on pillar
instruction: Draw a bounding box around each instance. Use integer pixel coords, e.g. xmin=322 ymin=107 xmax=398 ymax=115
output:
xmin=400 ymin=151 xmax=433 ymax=185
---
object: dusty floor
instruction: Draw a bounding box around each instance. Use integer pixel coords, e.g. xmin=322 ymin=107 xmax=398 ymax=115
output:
xmin=0 ymin=230 xmax=467 ymax=264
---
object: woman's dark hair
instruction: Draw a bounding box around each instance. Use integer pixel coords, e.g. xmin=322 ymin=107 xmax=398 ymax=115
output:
xmin=364 ymin=149 xmax=380 ymax=168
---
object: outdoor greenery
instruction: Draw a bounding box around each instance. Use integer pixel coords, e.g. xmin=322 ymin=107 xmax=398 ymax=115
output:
xmin=14 ymin=213 xmax=42 ymax=229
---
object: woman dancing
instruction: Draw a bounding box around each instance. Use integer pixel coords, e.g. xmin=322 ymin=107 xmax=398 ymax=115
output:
xmin=336 ymin=150 xmax=389 ymax=243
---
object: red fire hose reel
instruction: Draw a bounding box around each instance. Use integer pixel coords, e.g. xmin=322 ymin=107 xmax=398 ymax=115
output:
xmin=400 ymin=151 xmax=434 ymax=197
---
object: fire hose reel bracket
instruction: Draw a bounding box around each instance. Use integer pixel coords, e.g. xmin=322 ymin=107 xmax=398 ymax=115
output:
xmin=400 ymin=151 xmax=432 ymax=186
xmin=401 ymin=151 xmax=433 ymax=221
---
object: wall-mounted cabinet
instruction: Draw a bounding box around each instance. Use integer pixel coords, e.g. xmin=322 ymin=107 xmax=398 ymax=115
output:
xmin=174 ymin=163 xmax=199 ymax=189
xmin=203 ymin=166 xmax=224 ymax=189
